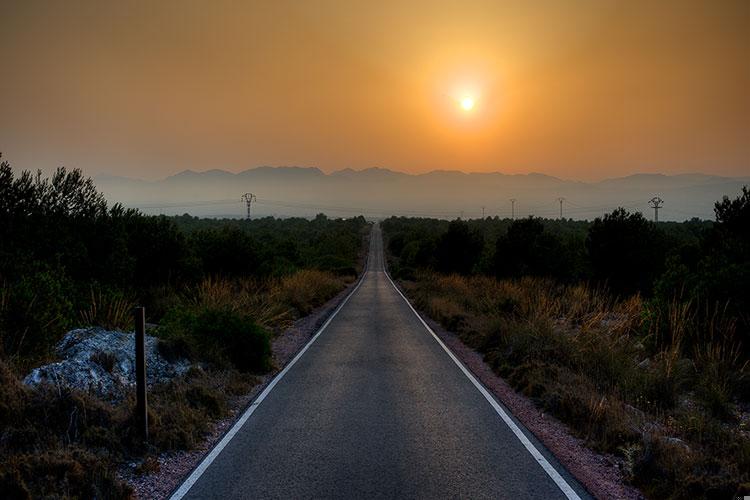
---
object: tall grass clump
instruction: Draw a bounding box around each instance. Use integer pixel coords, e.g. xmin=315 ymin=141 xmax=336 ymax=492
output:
xmin=79 ymin=287 xmax=135 ymax=331
xmin=278 ymin=269 xmax=348 ymax=315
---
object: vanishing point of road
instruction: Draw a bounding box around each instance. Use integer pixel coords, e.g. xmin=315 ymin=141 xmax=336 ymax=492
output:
xmin=172 ymin=225 xmax=591 ymax=500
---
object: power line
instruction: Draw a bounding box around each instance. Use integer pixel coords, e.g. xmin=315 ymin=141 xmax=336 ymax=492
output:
xmin=131 ymin=199 xmax=240 ymax=209
xmin=126 ymin=196 xmax=709 ymax=221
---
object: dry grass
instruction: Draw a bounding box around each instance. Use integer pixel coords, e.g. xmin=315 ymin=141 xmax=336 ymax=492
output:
xmin=79 ymin=288 xmax=135 ymax=331
xmin=182 ymin=270 xmax=346 ymax=330
xmin=1 ymin=268 xmax=350 ymax=497
xmin=278 ymin=269 xmax=349 ymax=316
xmin=405 ymin=271 xmax=749 ymax=498
xmin=0 ymin=356 xmax=256 ymax=499
xmin=184 ymin=276 xmax=290 ymax=330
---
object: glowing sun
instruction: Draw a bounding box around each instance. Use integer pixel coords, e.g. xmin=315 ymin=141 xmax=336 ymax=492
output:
xmin=460 ymin=96 xmax=475 ymax=111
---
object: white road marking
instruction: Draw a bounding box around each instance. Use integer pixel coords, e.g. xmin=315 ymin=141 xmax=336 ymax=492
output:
xmin=171 ymin=229 xmax=580 ymax=499
xmin=169 ymin=260 xmax=369 ymax=500
xmin=383 ymin=267 xmax=583 ymax=500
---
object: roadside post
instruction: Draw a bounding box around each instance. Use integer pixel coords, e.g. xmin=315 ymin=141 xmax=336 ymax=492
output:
xmin=134 ymin=306 xmax=148 ymax=441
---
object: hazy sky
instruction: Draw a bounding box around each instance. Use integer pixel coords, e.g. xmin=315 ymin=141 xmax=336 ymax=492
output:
xmin=1 ymin=0 xmax=749 ymax=180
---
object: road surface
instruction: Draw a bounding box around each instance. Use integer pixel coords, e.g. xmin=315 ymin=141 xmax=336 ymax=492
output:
xmin=173 ymin=225 xmax=590 ymax=499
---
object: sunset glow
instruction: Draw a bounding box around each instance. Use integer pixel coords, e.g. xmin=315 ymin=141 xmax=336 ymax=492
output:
xmin=460 ymin=97 xmax=475 ymax=111
xmin=0 ymin=1 xmax=748 ymax=180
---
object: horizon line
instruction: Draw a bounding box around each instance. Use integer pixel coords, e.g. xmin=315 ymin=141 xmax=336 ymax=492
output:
xmin=92 ymin=165 xmax=750 ymax=184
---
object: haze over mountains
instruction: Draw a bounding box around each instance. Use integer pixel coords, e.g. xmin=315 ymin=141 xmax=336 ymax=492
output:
xmin=95 ymin=167 xmax=750 ymax=221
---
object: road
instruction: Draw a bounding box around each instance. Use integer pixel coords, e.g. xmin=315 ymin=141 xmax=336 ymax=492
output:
xmin=172 ymin=225 xmax=590 ymax=499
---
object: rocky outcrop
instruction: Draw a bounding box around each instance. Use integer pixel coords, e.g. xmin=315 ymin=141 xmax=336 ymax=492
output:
xmin=24 ymin=327 xmax=190 ymax=400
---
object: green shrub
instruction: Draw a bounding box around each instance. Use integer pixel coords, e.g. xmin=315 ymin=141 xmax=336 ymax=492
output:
xmin=1 ymin=270 xmax=74 ymax=364
xmin=159 ymin=306 xmax=271 ymax=373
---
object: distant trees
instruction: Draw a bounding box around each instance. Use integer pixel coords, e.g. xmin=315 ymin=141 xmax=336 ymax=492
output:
xmin=586 ymin=208 xmax=666 ymax=296
xmin=382 ymin=199 xmax=748 ymax=301
xmin=0 ymin=157 xmax=368 ymax=361
xmin=495 ymin=217 xmax=567 ymax=280
xmin=655 ymin=187 xmax=750 ymax=341
xmin=190 ymin=226 xmax=259 ymax=277
xmin=435 ymin=220 xmax=484 ymax=274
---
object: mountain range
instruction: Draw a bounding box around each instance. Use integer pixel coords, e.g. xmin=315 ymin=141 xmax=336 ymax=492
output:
xmin=94 ymin=167 xmax=750 ymax=221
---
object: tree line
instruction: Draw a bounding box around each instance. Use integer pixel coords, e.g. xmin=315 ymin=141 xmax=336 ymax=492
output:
xmin=383 ymin=188 xmax=749 ymax=348
xmin=0 ymin=156 xmax=367 ymax=364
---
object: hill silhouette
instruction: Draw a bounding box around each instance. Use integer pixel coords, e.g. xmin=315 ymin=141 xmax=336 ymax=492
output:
xmin=95 ymin=167 xmax=749 ymax=220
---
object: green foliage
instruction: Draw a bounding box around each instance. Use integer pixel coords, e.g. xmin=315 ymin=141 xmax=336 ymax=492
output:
xmin=173 ymin=213 xmax=368 ymax=278
xmin=435 ymin=220 xmax=484 ymax=274
xmin=159 ymin=306 xmax=271 ymax=373
xmin=0 ymin=270 xmax=74 ymax=363
xmin=0 ymin=155 xmax=369 ymax=496
xmin=190 ymin=226 xmax=259 ymax=276
xmin=495 ymin=217 xmax=578 ymax=280
xmin=586 ymin=208 xmax=666 ymax=296
xmin=0 ymin=158 xmax=367 ymax=366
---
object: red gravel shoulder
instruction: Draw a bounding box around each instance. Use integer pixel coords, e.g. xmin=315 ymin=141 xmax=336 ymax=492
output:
xmin=415 ymin=307 xmax=644 ymax=500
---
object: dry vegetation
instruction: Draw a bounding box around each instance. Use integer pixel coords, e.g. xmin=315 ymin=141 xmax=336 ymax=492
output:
xmin=0 ymin=270 xmax=352 ymax=499
xmin=405 ymin=272 xmax=749 ymax=499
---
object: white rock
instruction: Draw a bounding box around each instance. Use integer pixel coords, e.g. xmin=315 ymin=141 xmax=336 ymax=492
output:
xmin=23 ymin=327 xmax=190 ymax=400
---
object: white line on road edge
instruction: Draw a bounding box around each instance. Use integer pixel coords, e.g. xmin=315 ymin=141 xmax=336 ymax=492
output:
xmin=169 ymin=265 xmax=368 ymax=500
xmin=383 ymin=268 xmax=583 ymax=500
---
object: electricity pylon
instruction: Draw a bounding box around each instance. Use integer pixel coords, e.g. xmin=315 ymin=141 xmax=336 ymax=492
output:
xmin=557 ymin=197 xmax=566 ymax=219
xmin=241 ymin=193 xmax=257 ymax=220
xmin=648 ymin=196 xmax=664 ymax=222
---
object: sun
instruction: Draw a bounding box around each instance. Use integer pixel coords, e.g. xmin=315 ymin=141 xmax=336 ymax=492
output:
xmin=460 ymin=96 xmax=475 ymax=111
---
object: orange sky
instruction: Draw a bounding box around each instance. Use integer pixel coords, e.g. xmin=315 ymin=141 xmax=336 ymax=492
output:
xmin=1 ymin=0 xmax=749 ymax=180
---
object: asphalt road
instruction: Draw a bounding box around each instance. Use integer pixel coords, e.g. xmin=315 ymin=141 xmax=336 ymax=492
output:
xmin=174 ymin=225 xmax=590 ymax=500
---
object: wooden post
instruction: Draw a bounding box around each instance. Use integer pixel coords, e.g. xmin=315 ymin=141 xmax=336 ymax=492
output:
xmin=134 ymin=306 xmax=148 ymax=441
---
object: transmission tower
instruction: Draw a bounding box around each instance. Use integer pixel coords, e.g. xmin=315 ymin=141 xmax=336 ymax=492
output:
xmin=510 ymin=198 xmax=517 ymax=220
xmin=241 ymin=193 xmax=257 ymax=220
xmin=648 ymin=196 xmax=664 ymax=222
xmin=557 ymin=197 xmax=566 ymax=219
xmin=481 ymin=206 xmax=486 ymax=218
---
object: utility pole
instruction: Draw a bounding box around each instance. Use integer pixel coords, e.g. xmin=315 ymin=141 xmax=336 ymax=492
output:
xmin=510 ymin=199 xmax=516 ymax=220
xmin=557 ymin=197 xmax=565 ymax=219
xmin=241 ymin=193 xmax=257 ymax=220
xmin=648 ymin=196 xmax=664 ymax=222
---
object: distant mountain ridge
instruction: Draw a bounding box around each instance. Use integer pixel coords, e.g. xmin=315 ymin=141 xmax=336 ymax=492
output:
xmin=94 ymin=166 xmax=749 ymax=221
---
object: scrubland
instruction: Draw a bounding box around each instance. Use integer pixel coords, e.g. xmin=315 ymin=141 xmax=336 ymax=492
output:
xmin=384 ymin=188 xmax=749 ymax=498
xmin=0 ymin=156 xmax=368 ymax=498
xmin=405 ymin=273 xmax=748 ymax=498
